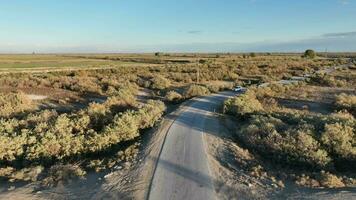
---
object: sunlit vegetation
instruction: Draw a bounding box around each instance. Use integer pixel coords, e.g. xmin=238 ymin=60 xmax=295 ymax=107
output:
xmin=183 ymin=84 xmax=210 ymax=98
xmin=165 ymin=91 xmax=183 ymax=102
xmin=0 ymin=53 xmax=353 ymax=186
xmin=224 ymin=75 xmax=356 ymax=188
xmin=0 ymin=92 xmax=36 ymax=118
xmin=335 ymin=93 xmax=356 ymax=115
xmin=223 ymin=91 xmax=263 ymax=117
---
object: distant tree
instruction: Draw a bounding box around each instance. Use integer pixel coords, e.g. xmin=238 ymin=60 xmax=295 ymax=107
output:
xmin=155 ymin=52 xmax=160 ymax=56
xmin=199 ymin=59 xmax=206 ymax=64
xmin=303 ymin=49 xmax=316 ymax=59
xmin=250 ymin=52 xmax=256 ymax=57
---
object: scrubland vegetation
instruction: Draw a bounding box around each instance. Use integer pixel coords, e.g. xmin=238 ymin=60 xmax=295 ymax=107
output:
xmin=0 ymin=92 xmax=36 ymax=118
xmin=224 ymin=64 xmax=356 ymax=188
xmin=0 ymin=53 xmax=353 ymax=188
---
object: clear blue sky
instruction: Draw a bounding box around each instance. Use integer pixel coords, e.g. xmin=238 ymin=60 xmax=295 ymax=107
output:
xmin=1 ymin=0 xmax=355 ymax=53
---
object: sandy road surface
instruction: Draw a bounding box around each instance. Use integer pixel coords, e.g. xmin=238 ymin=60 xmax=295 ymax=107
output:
xmin=148 ymin=91 xmax=234 ymax=200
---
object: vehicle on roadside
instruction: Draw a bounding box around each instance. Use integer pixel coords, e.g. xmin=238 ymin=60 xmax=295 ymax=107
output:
xmin=233 ymin=86 xmax=246 ymax=92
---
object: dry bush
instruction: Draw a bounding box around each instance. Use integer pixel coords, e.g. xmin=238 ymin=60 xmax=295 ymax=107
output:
xmin=309 ymin=74 xmax=347 ymax=87
xmin=183 ymin=84 xmax=210 ymax=98
xmin=335 ymin=93 xmax=356 ymax=115
xmin=165 ymin=91 xmax=183 ymax=102
xmin=205 ymin=82 xmax=234 ymax=93
xmin=318 ymin=171 xmax=345 ymax=188
xmin=321 ymin=123 xmax=356 ymax=160
xmin=0 ymin=92 xmax=35 ymax=118
xmin=0 ymin=97 xmax=165 ymax=168
xmin=223 ymin=91 xmax=264 ymax=117
xmin=150 ymin=75 xmax=171 ymax=90
xmin=227 ymin=90 xmax=356 ymax=171
xmin=8 ymin=166 xmax=44 ymax=182
xmin=295 ymin=174 xmax=321 ymax=188
xmin=239 ymin=115 xmax=332 ymax=169
xmin=42 ymin=164 xmax=86 ymax=187
xmin=296 ymin=171 xmax=347 ymax=188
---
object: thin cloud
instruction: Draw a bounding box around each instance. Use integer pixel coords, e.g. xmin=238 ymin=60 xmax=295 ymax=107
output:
xmin=339 ymin=0 xmax=349 ymax=5
xmin=187 ymin=30 xmax=203 ymax=34
xmin=322 ymin=31 xmax=356 ymax=38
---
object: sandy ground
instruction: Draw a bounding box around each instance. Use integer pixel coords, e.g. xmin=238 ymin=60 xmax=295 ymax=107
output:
xmin=204 ymin=112 xmax=277 ymax=200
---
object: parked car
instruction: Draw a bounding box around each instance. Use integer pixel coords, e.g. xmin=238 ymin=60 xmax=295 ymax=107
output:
xmin=233 ymin=86 xmax=246 ymax=92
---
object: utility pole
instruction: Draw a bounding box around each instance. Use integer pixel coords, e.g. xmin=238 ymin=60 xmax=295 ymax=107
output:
xmin=196 ymin=65 xmax=200 ymax=83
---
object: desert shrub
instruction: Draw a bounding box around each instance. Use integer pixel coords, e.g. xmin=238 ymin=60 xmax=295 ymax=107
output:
xmin=239 ymin=115 xmax=331 ymax=168
xmin=295 ymin=174 xmax=321 ymax=188
xmin=165 ymin=91 xmax=183 ymax=102
xmin=206 ymin=82 xmax=234 ymax=93
xmin=8 ymin=166 xmax=44 ymax=182
xmin=136 ymin=100 xmax=166 ymax=129
xmin=308 ymin=73 xmax=348 ymax=87
xmin=335 ymin=93 xmax=356 ymax=115
xmin=0 ymin=92 xmax=35 ymax=118
xmin=183 ymin=84 xmax=210 ymax=98
xmin=0 ymin=95 xmax=165 ymax=168
xmin=284 ymin=129 xmax=331 ymax=167
xmin=223 ymin=91 xmax=264 ymax=117
xmin=207 ymin=84 xmax=220 ymax=93
xmin=105 ymin=81 xmax=139 ymax=97
xmin=87 ymin=143 xmax=139 ymax=172
xmin=321 ymin=123 xmax=356 ymax=159
xmin=42 ymin=164 xmax=86 ymax=187
xmin=0 ymin=130 xmax=28 ymax=161
xmin=318 ymin=171 xmax=345 ymax=188
xmin=0 ymin=167 xmax=15 ymax=179
xmin=150 ymin=75 xmax=171 ymax=90
xmin=232 ymin=103 xmax=356 ymax=172
xmin=296 ymin=171 xmax=346 ymax=188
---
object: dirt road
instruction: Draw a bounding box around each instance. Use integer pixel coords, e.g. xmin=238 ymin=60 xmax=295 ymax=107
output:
xmin=148 ymin=92 xmax=234 ymax=200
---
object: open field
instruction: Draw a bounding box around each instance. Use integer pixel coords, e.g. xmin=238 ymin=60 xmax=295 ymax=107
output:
xmin=0 ymin=53 xmax=355 ymax=199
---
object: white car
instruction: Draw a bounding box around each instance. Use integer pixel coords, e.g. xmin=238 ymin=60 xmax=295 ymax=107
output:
xmin=233 ymin=86 xmax=246 ymax=92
